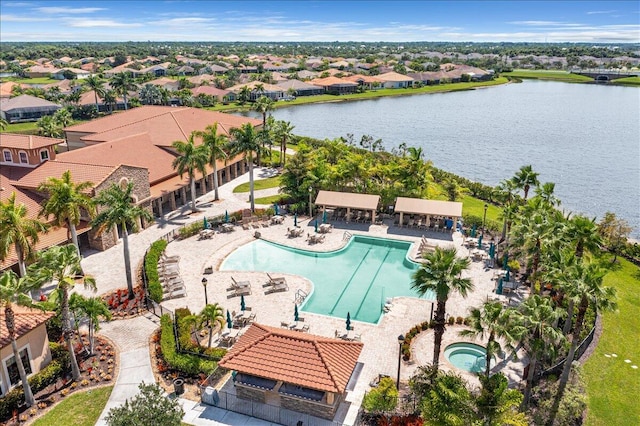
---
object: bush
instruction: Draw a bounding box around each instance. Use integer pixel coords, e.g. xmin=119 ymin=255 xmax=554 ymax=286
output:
xmin=145 ymin=240 xmax=168 ymax=303
xmin=159 ymin=315 xmax=216 ymax=377
xmin=448 ymin=316 xmax=456 ymax=325
xmin=178 ymin=221 xmax=204 ymax=239
xmin=456 ymin=316 xmax=464 ymax=325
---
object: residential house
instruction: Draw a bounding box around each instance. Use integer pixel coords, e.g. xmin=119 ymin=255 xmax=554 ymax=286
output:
xmin=176 ymin=65 xmax=195 ymax=76
xmin=146 ymin=77 xmax=180 ymax=92
xmin=227 ymin=81 xmax=285 ymax=101
xmin=191 ymin=86 xmax=231 ymax=103
xmin=377 ymin=71 xmax=415 ymax=88
xmin=0 ymin=306 xmax=55 ymax=397
xmin=308 ymin=76 xmax=358 ymax=95
xmin=407 ymin=70 xmax=449 ymax=85
xmin=275 ymin=79 xmax=324 ymax=97
xmin=218 ymin=323 xmax=363 ymax=421
xmin=25 ymin=65 xmax=59 ymax=79
xmin=0 ymin=95 xmax=61 ymax=123
xmin=342 ymin=74 xmax=384 ymax=90
xmin=198 ymin=64 xmax=229 ymax=75
xmin=51 ymin=68 xmax=91 ymax=80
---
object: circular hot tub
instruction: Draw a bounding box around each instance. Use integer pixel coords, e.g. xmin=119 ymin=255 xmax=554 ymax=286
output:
xmin=444 ymin=342 xmax=490 ymax=373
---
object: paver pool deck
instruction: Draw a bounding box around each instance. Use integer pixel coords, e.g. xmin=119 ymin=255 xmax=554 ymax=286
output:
xmin=81 ymin=167 xmax=526 ymax=426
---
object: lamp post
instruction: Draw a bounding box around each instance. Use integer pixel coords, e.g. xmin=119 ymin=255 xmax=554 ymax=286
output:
xmin=396 ymin=334 xmax=405 ymax=390
xmin=201 ymin=277 xmax=208 ymax=306
xmin=482 ymin=203 xmax=488 ymax=235
xmin=308 ymin=187 xmax=313 ymax=218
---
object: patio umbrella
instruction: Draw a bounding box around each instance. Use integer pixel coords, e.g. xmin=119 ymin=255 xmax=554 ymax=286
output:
xmin=224 ymin=210 xmax=229 ymax=223
xmin=294 ymin=213 xmax=298 ymax=227
xmin=506 ymin=267 xmax=511 ymax=282
xmin=314 ymin=219 xmax=318 ymax=233
xmin=489 ymin=243 xmax=495 ymax=259
xmin=274 ymin=204 xmax=279 ymax=215
xmin=240 ymin=294 xmax=246 ymax=311
xmin=203 ymin=216 xmax=208 ymax=229
xmin=294 ymin=304 xmax=299 ymax=322
xmin=346 ymin=312 xmax=351 ymax=331
xmin=471 ymin=224 xmax=477 ymax=238
xmin=477 ymin=234 xmax=483 ymax=249
xmin=226 ymin=310 xmax=233 ymax=329
xmin=496 ymin=278 xmax=504 ymax=295
xmin=322 ymin=210 xmax=327 ymax=223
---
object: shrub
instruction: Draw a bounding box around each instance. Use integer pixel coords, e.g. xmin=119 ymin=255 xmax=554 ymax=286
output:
xmin=159 ymin=315 xmax=216 ymax=377
xmin=420 ymin=321 xmax=430 ymax=331
xmin=456 ymin=316 xmax=464 ymax=325
xmin=178 ymin=221 xmax=204 ymax=239
xmin=363 ymin=377 xmax=398 ymax=413
xmin=145 ymin=239 xmax=168 ymax=303
xmin=448 ymin=316 xmax=455 ymax=325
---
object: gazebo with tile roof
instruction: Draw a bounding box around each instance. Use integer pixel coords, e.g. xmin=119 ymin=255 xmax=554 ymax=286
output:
xmin=219 ymin=323 xmax=363 ymax=420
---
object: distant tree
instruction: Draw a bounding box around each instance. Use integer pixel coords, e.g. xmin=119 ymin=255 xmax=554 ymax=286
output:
xmin=139 ymin=84 xmax=163 ymax=105
xmin=110 ymin=72 xmax=137 ymax=110
xmin=37 ymin=115 xmax=63 ymax=138
xmin=83 ymin=74 xmax=106 ymax=113
xmin=53 ymin=108 xmax=74 ymax=128
xmin=106 ymin=382 xmax=184 ymax=426
xmin=597 ymin=211 xmax=632 ymax=263
xmin=511 ymin=165 xmax=540 ymax=200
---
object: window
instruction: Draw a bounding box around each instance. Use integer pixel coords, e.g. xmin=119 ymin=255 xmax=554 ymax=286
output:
xmin=18 ymin=151 xmax=28 ymax=164
xmin=40 ymin=149 xmax=49 ymax=161
xmin=2 ymin=150 xmax=11 ymax=162
xmin=4 ymin=346 xmax=32 ymax=387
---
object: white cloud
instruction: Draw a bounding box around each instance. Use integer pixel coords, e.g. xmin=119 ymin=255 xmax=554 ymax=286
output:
xmin=0 ymin=14 xmax=50 ymax=22
xmin=587 ymin=10 xmax=617 ymax=15
xmin=35 ymin=7 xmax=107 ymax=14
xmin=65 ymin=19 xmax=143 ymax=28
xmin=149 ymin=17 xmax=215 ymax=26
xmin=2 ymin=2 xmax=34 ymax=6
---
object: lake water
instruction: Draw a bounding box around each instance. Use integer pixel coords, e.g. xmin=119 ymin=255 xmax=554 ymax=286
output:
xmin=248 ymin=81 xmax=640 ymax=237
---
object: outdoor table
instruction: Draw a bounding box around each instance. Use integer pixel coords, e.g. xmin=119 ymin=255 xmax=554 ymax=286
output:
xmin=319 ymin=224 xmax=332 ymax=233
xmin=271 ymin=215 xmax=284 ymax=224
xmin=221 ymin=223 xmax=234 ymax=232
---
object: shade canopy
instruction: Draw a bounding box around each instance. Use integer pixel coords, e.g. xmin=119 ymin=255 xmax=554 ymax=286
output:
xmin=394 ymin=197 xmax=463 ymax=218
xmin=314 ymin=190 xmax=380 ymax=211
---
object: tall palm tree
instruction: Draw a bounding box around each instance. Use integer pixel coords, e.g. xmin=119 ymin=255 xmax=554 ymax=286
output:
xmin=511 ymin=295 xmax=564 ymax=407
xmin=547 ymin=261 xmax=616 ymax=425
xmin=83 ymin=75 xmax=106 ymax=113
xmin=564 ymin=214 xmax=602 ymax=259
xmin=69 ymin=294 xmax=111 ymax=355
xmin=139 ymin=84 xmax=163 ymax=105
xmin=511 ymin=165 xmax=540 ymax=201
xmin=228 ymin=123 xmax=264 ymax=213
xmin=273 ymin=120 xmax=295 ymax=167
xmin=0 ymin=271 xmax=44 ymax=406
xmin=200 ymin=303 xmax=225 ymax=348
xmin=92 ymin=182 xmax=153 ymax=299
xmin=253 ymin=96 xmax=274 ymax=166
xmin=237 ymin=86 xmax=251 ymax=105
xmin=110 ymin=72 xmax=137 ymax=110
xmin=27 ymin=244 xmax=96 ymax=381
xmin=172 ymin=132 xmax=209 ymax=213
xmin=52 ymin=108 xmax=73 ymax=128
xmin=37 ymin=170 xmax=95 ymax=256
xmin=196 ymin=123 xmax=228 ymax=202
xmin=459 ymin=301 xmax=515 ymax=377
xmin=36 ymin=115 xmax=63 ymax=138
xmin=102 ymin=89 xmax=117 ymax=113
xmin=412 ymin=247 xmax=473 ymax=367
xmin=0 ymin=193 xmax=49 ymax=277
xmin=535 ymin=182 xmax=561 ymax=207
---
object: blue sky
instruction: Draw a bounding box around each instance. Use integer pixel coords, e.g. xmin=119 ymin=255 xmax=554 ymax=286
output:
xmin=1 ymin=1 xmax=639 ymax=43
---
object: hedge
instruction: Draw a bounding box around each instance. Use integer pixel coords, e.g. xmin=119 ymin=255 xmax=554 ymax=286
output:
xmin=159 ymin=315 xmax=217 ymax=377
xmin=0 ymin=343 xmax=69 ymax=421
xmin=174 ymin=308 xmax=227 ymax=360
xmin=144 ymin=239 xmax=168 ymax=303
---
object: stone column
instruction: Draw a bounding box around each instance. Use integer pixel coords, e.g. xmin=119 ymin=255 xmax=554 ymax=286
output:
xmin=371 ymin=209 xmax=376 ymax=224
xmin=399 ymin=212 xmax=404 ymax=227
xmin=170 ymin=192 xmax=177 ymax=211
xmin=180 ymin=187 xmax=187 ymax=207
xmin=156 ymin=198 xmax=163 ymax=218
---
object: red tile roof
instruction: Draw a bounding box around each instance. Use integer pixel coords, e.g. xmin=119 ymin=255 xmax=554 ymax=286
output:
xmin=11 ymin=161 xmax=118 ymax=191
xmin=0 ymin=305 xmax=55 ymax=349
xmin=219 ymin=323 xmax=363 ymax=394
xmin=0 ymin=133 xmax=63 ymax=150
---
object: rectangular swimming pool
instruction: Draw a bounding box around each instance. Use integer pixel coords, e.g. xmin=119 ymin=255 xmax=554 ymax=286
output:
xmin=220 ymin=235 xmax=434 ymax=323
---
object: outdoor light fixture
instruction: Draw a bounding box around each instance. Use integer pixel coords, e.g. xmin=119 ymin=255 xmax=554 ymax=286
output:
xmin=201 ymin=277 xmax=208 ymax=306
xmin=397 ymin=334 xmax=405 ymax=390
xmin=482 ymin=203 xmax=488 ymax=234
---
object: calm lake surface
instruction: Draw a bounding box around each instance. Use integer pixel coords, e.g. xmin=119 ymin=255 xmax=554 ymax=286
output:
xmin=248 ymin=81 xmax=640 ymax=237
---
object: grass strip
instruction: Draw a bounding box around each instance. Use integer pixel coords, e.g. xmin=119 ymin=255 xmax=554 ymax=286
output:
xmin=32 ymin=386 xmax=113 ymax=426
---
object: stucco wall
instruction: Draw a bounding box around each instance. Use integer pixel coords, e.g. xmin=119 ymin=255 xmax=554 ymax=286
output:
xmin=0 ymin=323 xmax=52 ymax=395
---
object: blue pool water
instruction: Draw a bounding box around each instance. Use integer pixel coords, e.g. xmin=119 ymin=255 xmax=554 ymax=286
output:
xmin=220 ymin=235 xmax=434 ymax=323
xmin=444 ymin=342 xmax=489 ymax=373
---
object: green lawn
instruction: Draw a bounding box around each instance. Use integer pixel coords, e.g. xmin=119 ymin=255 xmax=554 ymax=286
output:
xmin=0 ymin=121 xmax=40 ymax=134
xmin=254 ymin=194 xmax=291 ymax=205
xmin=583 ymin=258 xmax=640 ymax=425
xmin=503 ymin=70 xmax=594 ymax=83
xmin=233 ymin=176 xmax=281 ymax=193
xmin=461 ymin=195 xmax=502 ymax=222
xmin=611 ymin=76 xmax=640 ymax=86
xmin=32 ymin=386 xmax=113 ymax=426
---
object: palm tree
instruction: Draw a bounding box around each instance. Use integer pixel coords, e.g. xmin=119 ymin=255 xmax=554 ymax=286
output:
xmin=102 ymin=89 xmax=117 ymax=113
xmin=196 ymin=123 xmax=228 ymax=202
xmin=36 ymin=115 xmax=63 ymax=138
xmin=27 ymin=244 xmax=96 ymax=381
xmin=237 ymin=86 xmax=251 ymax=105
xmin=511 ymin=165 xmax=540 ymax=201
xmin=228 ymin=123 xmax=264 ymax=213
xmin=420 ymin=371 xmax=475 ymax=425
xmin=37 ymin=170 xmax=95 ymax=255
xmin=411 ymin=247 xmax=473 ymax=367
xmin=511 ymin=295 xmax=564 ymax=407
xmin=564 ymin=214 xmax=602 ymax=259
xmin=547 ymin=261 xmax=616 ymax=425
xmin=200 ymin=303 xmax=225 ymax=348
xmin=83 ymin=75 xmax=106 ymax=113
xmin=253 ymin=96 xmax=274 ymax=165
xmin=52 ymin=108 xmax=73 ymax=128
xmin=535 ymin=182 xmax=561 ymax=207
xmin=172 ymin=132 xmax=209 ymax=213
xmin=0 ymin=193 xmax=49 ymax=277
xmin=183 ymin=314 xmax=204 ymax=347
xmin=0 ymin=117 xmax=9 ymax=130
xmin=139 ymin=84 xmax=163 ymax=105
xmin=69 ymin=294 xmax=111 ymax=355
xmin=459 ymin=301 xmax=514 ymax=377
xmin=92 ymin=182 xmax=153 ymax=300
xmin=0 ymin=271 xmax=44 ymax=406
xmin=64 ymin=90 xmax=81 ymax=106
xmin=273 ymin=120 xmax=295 ymax=167
xmin=110 ymin=72 xmax=137 ymax=110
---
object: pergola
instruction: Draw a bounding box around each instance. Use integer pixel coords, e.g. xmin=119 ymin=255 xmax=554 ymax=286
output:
xmin=314 ymin=190 xmax=380 ymax=224
xmin=394 ymin=197 xmax=463 ymax=229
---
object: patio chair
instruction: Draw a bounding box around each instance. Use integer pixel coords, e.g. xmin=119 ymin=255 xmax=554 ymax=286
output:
xmin=264 ymin=282 xmax=289 ymax=295
xmin=227 ymin=286 xmax=252 ymax=298
xmin=227 ymin=276 xmax=250 ymax=291
xmin=264 ymin=273 xmax=286 ymax=287
xmin=281 ymin=321 xmax=290 ymax=328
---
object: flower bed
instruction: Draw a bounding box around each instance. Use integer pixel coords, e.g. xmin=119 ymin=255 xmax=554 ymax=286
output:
xmin=102 ymin=286 xmax=146 ymax=319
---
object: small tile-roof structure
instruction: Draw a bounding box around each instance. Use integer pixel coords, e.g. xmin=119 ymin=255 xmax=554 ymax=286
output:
xmin=309 ymin=76 xmax=358 ymax=88
xmin=0 ymin=305 xmax=55 ymax=349
xmin=315 ymin=190 xmax=380 ymax=211
xmin=395 ymin=197 xmax=463 ymax=218
xmin=219 ymin=323 xmax=363 ymax=394
xmin=377 ymin=71 xmax=415 ymax=83
xmin=0 ymin=133 xmax=63 ymax=150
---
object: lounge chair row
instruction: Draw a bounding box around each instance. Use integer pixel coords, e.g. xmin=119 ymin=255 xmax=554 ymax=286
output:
xmin=307 ymin=234 xmax=325 ymax=244
xmin=227 ymin=277 xmax=252 ymax=298
xmin=157 ymin=254 xmax=186 ymax=300
xmin=262 ymin=273 xmax=289 ymax=295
